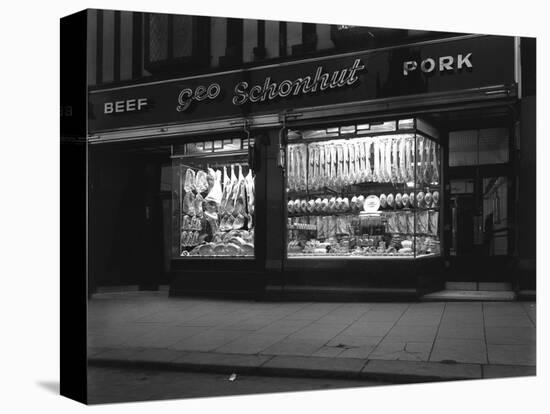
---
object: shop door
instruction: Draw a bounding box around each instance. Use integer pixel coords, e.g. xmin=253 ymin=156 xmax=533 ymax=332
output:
xmin=451 ymin=195 xmax=477 ymax=256
xmin=446 ymin=126 xmax=513 ymax=282
xmin=89 ymin=149 xmax=167 ymax=291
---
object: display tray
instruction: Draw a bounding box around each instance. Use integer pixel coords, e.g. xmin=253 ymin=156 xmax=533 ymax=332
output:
xmin=286 ymin=253 xmax=440 ymax=260
xmin=175 ymin=255 xmax=255 ymax=260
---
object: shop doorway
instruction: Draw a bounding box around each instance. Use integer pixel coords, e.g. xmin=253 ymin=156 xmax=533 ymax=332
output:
xmin=89 ymin=145 xmax=170 ymax=293
xmin=444 ymin=120 xmax=515 ymax=283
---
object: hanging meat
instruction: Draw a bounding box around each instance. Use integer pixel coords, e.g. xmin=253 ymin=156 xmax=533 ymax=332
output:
xmin=205 ymin=169 xmax=223 ymax=206
xmin=324 ymin=145 xmax=331 ymax=187
xmin=222 ymin=165 xmax=237 ymax=214
xmin=385 ymin=138 xmax=392 ymax=183
xmin=184 ymin=168 xmax=196 ymax=192
xmin=391 ymin=138 xmax=399 ymax=183
xmin=195 ymin=170 xmax=209 ymax=194
xmin=220 ymin=165 xmax=234 ymax=214
xmin=398 ymin=138 xmax=406 ymax=183
xmin=431 ymin=141 xmax=440 ymax=183
xmin=182 ymin=192 xmax=196 ymax=216
xmin=416 ymin=136 xmax=425 ymax=184
xmin=194 ymin=194 xmax=204 ymax=218
xmin=232 ymin=167 xmax=247 ymax=229
xmin=405 ymin=137 xmax=414 ymax=182
xmin=226 ymin=165 xmax=241 ymax=217
xmin=308 ymin=145 xmax=315 ymax=191
xmin=245 ymin=169 xmax=255 ymax=228
xmin=342 ymin=143 xmax=349 ymax=186
xmin=206 ymin=168 xmax=217 ymax=192
xmin=365 ymin=139 xmax=373 ymax=182
xmin=372 ymin=139 xmax=381 ymax=182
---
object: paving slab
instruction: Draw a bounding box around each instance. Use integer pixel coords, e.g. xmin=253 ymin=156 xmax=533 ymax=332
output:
xmin=485 ymin=326 xmax=536 ymax=345
xmin=169 ymin=329 xmax=246 ymax=351
xmin=312 ymin=346 xmax=345 ymax=358
xmin=483 ymin=315 xmax=534 ymax=328
xmin=487 ymin=344 xmax=536 ymax=366
xmin=384 ymin=325 xmax=439 ymax=342
xmin=361 ymin=359 xmax=482 ymax=382
xmin=436 ymin=323 xmax=485 ymax=340
xmin=327 ymin=334 xmax=384 ymax=348
xmin=214 ymin=332 xmax=289 ymax=354
xmin=261 ymin=355 xmax=366 ymax=378
xmin=342 ymin=322 xmax=395 ymax=337
xmin=482 ymin=364 xmax=536 ymax=379
xmin=369 ymin=341 xmax=433 ymax=362
xmin=430 ymin=339 xmax=487 ymax=364
xmin=336 ymin=345 xmax=376 ymax=359
xmin=261 ymin=338 xmax=325 ymax=356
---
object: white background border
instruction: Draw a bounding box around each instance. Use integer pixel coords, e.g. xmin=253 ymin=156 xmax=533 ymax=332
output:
xmin=0 ymin=0 xmax=546 ymax=412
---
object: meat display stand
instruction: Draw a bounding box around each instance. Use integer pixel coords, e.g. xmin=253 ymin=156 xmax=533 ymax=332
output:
xmin=279 ymin=118 xmax=445 ymax=300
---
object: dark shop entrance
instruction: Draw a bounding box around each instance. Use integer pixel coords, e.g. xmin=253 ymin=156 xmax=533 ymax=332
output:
xmin=88 ymin=143 xmax=171 ymax=293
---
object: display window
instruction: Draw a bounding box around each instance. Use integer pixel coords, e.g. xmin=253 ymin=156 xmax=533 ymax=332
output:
xmin=171 ymin=138 xmax=255 ymax=258
xmin=285 ymin=118 xmax=442 ymax=259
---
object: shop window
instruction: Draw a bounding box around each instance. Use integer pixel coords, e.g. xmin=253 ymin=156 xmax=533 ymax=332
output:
xmin=449 ymin=128 xmax=509 ymax=167
xmin=172 ymin=138 xmax=255 ymax=258
xmin=449 ymin=129 xmax=477 ymax=166
xmin=479 ymin=128 xmax=509 ymax=164
xmin=286 ymin=118 xmax=442 ymax=259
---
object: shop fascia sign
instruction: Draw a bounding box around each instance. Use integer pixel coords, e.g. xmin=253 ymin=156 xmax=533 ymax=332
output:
xmin=175 ymin=58 xmax=366 ymax=112
xmin=402 ymin=53 xmax=473 ymax=76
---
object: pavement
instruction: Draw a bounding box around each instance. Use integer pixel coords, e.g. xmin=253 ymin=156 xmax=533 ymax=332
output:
xmin=88 ymin=291 xmax=536 ymax=384
xmin=88 ymin=366 xmax=384 ymax=404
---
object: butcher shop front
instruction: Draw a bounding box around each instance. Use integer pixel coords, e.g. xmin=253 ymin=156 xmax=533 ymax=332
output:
xmin=87 ymin=34 xmax=524 ymax=299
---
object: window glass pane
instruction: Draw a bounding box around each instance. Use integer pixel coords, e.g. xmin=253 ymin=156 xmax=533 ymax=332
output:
xmin=148 ymin=14 xmax=169 ymax=62
xmin=478 ymin=128 xmax=509 ymax=164
xmin=172 ymin=144 xmax=255 ymax=258
xmin=285 ymin=120 xmax=441 ymax=259
xmin=482 ymin=177 xmax=508 ymax=255
xmin=449 ymin=130 xmax=477 ymax=166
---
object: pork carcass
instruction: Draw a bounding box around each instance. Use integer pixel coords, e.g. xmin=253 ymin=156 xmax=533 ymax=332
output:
xmin=195 ymin=170 xmax=209 ymax=193
xmin=207 ymin=168 xmax=217 ymax=192
xmin=220 ymin=165 xmax=234 ymax=214
xmin=232 ymin=167 xmax=247 ymax=229
xmin=182 ymin=192 xmax=196 ymax=216
xmin=194 ymin=194 xmax=204 ymax=218
xmin=245 ymin=169 xmax=255 ymax=228
xmin=205 ymin=169 xmax=223 ymax=206
xmin=184 ymin=168 xmax=196 ymax=192
xmin=227 ymin=165 xmax=243 ymax=216
xmin=222 ymin=165 xmax=237 ymax=213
